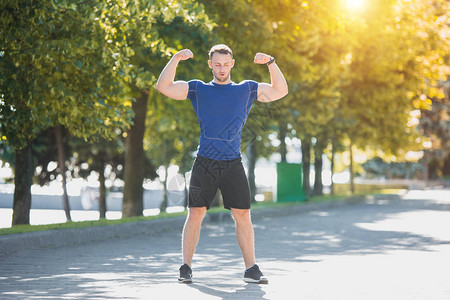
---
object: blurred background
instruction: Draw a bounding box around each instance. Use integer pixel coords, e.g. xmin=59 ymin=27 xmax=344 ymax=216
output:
xmin=0 ymin=0 xmax=448 ymax=228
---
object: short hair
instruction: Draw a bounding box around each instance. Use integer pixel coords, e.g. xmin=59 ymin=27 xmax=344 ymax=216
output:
xmin=208 ymin=44 xmax=233 ymax=60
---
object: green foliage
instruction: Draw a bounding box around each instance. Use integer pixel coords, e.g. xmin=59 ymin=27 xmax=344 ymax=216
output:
xmin=130 ymin=1 xmax=214 ymax=178
xmin=198 ymin=0 xmax=284 ymax=162
xmin=333 ymin=184 xmax=408 ymax=196
xmin=32 ymin=127 xmax=70 ymax=185
xmin=1 ymin=0 xmax=448 ymax=204
xmin=337 ymin=0 xmax=448 ymax=156
xmin=97 ymin=0 xmax=213 ymax=175
xmin=198 ymin=0 xmax=273 ymax=80
xmin=145 ymin=95 xmax=197 ymax=170
xmin=418 ymin=77 xmax=449 ymax=179
xmin=71 ymin=133 xmax=126 ymax=181
xmin=0 ymin=0 xmax=133 ymax=149
xmin=98 ymin=0 xmax=213 ymax=92
xmin=0 ymin=210 xmax=188 ymax=236
xmin=69 ymin=130 xmax=157 ymax=183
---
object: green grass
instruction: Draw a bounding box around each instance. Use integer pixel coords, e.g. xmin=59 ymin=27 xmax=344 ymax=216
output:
xmin=333 ymin=183 xmax=409 ymax=195
xmin=0 ymin=211 xmax=188 ymax=236
xmin=0 ymin=189 xmax=405 ymax=236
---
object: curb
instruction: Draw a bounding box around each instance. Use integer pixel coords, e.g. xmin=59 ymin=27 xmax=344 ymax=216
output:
xmin=0 ymin=216 xmax=186 ymax=256
xmin=208 ymin=194 xmax=370 ymax=224
xmin=0 ymin=194 xmax=397 ymax=256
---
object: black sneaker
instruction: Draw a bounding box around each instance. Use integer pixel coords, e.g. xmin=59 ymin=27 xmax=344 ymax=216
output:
xmin=178 ymin=264 xmax=193 ymax=283
xmin=243 ymin=264 xmax=268 ymax=284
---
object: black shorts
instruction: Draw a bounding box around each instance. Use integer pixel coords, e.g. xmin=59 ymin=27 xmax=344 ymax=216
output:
xmin=188 ymin=155 xmax=251 ymax=210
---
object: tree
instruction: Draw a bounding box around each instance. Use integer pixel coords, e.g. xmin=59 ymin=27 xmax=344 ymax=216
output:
xmin=198 ymin=0 xmax=281 ymax=201
xmin=33 ymin=127 xmax=72 ymax=221
xmin=146 ymin=110 xmax=186 ymax=212
xmin=98 ymin=0 xmax=213 ymax=217
xmin=259 ymin=0 xmax=347 ymax=197
xmin=419 ymin=77 xmax=450 ymax=179
xmin=404 ymin=0 xmax=450 ymax=180
xmin=71 ymin=136 xmax=123 ymax=219
xmin=0 ymin=1 xmax=133 ymax=225
xmin=70 ymin=133 xmax=157 ymax=218
xmin=145 ymin=9 xmax=214 ymax=211
xmin=54 ymin=125 xmax=71 ymax=221
xmin=337 ymin=0 xmax=448 ymax=192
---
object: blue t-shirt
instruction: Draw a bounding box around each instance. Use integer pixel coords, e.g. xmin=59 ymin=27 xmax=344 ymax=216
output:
xmin=187 ymin=80 xmax=259 ymax=161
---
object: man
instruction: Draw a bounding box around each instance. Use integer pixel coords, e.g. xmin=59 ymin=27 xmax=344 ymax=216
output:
xmin=156 ymin=44 xmax=288 ymax=284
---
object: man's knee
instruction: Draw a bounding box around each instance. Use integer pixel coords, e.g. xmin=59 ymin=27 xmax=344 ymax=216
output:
xmin=231 ymin=208 xmax=251 ymax=223
xmin=187 ymin=207 xmax=207 ymax=223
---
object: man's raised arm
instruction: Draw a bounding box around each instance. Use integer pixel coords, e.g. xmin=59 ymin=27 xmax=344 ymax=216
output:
xmin=254 ymin=52 xmax=289 ymax=103
xmin=155 ymin=49 xmax=193 ymax=100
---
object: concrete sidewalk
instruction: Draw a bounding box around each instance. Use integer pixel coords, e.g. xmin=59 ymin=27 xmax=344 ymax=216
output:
xmin=1 ymin=190 xmax=450 ymax=299
xmin=0 ymin=195 xmax=368 ymax=256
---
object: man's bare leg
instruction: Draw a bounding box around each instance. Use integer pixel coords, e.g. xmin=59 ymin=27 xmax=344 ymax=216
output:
xmin=231 ymin=208 xmax=256 ymax=269
xmin=182 ymin=207 xmax=207 ymax=266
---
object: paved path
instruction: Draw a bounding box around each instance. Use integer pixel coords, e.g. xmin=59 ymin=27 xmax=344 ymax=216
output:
xmin=1 ymin=189 xmax=450 ymax=299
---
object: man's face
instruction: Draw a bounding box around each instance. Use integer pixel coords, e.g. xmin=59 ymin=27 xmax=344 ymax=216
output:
xmin=208 ymin=53 xmax=235 ymax=84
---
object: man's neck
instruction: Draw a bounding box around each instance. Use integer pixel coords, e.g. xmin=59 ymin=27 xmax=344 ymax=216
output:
xmin=213 ymin=77 xmax=232 ymax=85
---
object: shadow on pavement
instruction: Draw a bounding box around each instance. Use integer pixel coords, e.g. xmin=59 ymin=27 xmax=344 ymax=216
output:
xmin=187 ymin=282 xmax=268 ymax=300
xmin=255 ymin=196 xmax=450 ymax=267
xmin=1 ymin=191 xmax=449 ymax=299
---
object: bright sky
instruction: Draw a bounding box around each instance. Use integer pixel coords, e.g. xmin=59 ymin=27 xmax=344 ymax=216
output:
xmin=345 ymin=0 xmax=366 ymax=10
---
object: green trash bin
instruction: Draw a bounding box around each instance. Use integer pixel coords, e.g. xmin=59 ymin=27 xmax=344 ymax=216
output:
xmin=276 ymin=162 xmax=306 ymax=202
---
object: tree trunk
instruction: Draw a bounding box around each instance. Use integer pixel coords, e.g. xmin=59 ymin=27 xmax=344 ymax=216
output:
xmin=349 ymin=141 xmax=355 ymax=194
xmin=12 ymin=142 xmax=33 ymax=226
xmin=98 ymin=162 xmax=107 ymax=219
xmin=54 ymin=125 xmax=71 ymax=222
xmin=279 ymin=121 xmax=287 ymax=162
xmin=160 ymin=165 xmax=168 ymax=213
xmin=247 ymin=141 xmax=257 ymax=203
xmin=301 ymin=137 xmax=311 ymax=198
xmin=313 ymin=140 xmax=324 ymax=196
xmin=422 ymin=151 xmax=429 ymax=182
xmin=123 ymin=91 xmax=148 ymax=217
xmin=330 ymin=141 xmax=335 ymax=195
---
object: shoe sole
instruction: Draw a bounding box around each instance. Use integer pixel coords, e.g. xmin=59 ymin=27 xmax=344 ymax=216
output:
xmin=243 ymin=277 xmax=269 ymax=284
xmin=178 ymin=278 xmax=193 ymax=284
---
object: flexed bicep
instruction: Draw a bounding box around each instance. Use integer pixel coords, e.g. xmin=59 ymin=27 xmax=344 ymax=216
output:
xmin=158 ymin=80 xmax=189 ymax=100
xmin=156 ymin=49 xmax=193 ymax=100
xmin=257 ymin=82 xmax=287 ymax=103
xmin=254 ymin=53 xmax=288 ymax=103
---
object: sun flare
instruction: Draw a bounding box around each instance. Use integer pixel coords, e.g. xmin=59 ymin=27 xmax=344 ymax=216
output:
xmin=345 ymin=0 xmax=365 ymax=10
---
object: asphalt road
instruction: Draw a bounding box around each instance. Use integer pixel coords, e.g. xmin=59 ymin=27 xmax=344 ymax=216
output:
xmin=1 ymin=189 xmax=449 ymax=299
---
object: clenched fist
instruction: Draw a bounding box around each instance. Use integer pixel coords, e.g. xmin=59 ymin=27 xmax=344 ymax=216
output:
xmin=175 ymin=49 xmax=194 ymax=61
xmin=254 ymin=52 xmax=272 ymax=64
